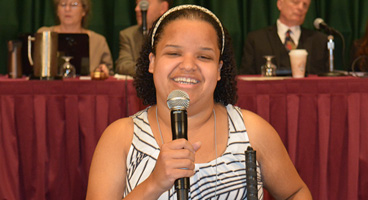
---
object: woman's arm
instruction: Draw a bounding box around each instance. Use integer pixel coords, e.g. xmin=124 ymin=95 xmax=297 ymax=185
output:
xmin=86 ymin=118 xmax=133 ymax=199
xmin=242 ymin=110 xmax=312 ymax=200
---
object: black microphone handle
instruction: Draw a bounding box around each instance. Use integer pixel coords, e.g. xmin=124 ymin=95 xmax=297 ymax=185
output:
xmin=171 ymin=110 xmax=189 ymax=200
xmin=245 ymin=146 xmax=258 ymax=200
xmin=141 ymin=10 xmax=147 ymax=35
xmin=176 ymin=181 xmax=189 ymax=200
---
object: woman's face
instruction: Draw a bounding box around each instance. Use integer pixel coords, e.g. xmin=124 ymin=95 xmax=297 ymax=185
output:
xmin=57 ymin=0 xmax=86 ymax=27
xmin=149 ymin=18 xmax=222 ymax=106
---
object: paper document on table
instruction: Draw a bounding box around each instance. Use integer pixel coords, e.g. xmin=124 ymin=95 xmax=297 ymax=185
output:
xmin=114 ymin=74 xmax=134 ymax=80
xmin=238 ymin=76 xmax=292 ymax=81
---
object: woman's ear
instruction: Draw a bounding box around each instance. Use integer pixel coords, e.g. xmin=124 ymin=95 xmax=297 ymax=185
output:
xmin=148 ymin=53 xmax=155 ymax=74
xmin=217 ymin=61 xmax=223 ymax=81
xmin=160 ymin=1 xmax=169 ymax=15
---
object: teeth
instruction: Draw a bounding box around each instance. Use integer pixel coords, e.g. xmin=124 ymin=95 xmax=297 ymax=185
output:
xmin=173 ymin=77 xmax=199 ymax=84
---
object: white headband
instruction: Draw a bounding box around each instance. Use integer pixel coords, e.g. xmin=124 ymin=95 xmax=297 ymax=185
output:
xmin=151 ymin=5 xmax=225 ymax=54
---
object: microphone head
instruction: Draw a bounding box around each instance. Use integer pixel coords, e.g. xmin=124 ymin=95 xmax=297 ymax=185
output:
xmin=139 ymin=0 xmax=149 ymax=11
xmin=313 ymin=18 xmax=324 ymax=29
xmin=167 ymin=90 xmax=190 ymax=110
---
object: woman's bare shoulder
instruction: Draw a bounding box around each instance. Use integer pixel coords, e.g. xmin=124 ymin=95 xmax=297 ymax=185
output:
xmin=90 ymin=117 xmax=135 ymax=164
xmin=240 ymin=109 xmax=276 ymax=139
xmin=98 ymin=117 xmax=134 ymax=151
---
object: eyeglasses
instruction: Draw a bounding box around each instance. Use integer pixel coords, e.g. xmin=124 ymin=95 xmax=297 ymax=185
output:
xmin=59 ymin=2 xmax=82 ymax=9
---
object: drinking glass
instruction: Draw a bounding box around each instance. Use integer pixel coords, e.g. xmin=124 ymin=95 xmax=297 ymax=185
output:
xmin=60 ymin=56 xmax=76 ymax=78
xmin=261 ymin=55 xmax=277 ymax=77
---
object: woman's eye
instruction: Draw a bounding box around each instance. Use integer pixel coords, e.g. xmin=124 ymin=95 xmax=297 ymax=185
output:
xmin=199 ymin=55 xmax=212 ymax=60
xmin=166 ymin=52 xmax=180 ymax=56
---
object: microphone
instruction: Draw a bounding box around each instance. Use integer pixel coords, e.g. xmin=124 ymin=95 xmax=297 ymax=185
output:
xmin=167 ymin=90 xmax=190 ymax=200
xmin=314 ymin=18 xmax=347 ymax=74
xmin=139 ymin=0 xmax=149 ymax=36
xmin=313 ymin=18 xmax=339 ymax=35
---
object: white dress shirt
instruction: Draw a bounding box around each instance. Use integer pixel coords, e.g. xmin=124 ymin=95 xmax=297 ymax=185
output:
xmin=277 ymin=19 xmax=301 ymax=46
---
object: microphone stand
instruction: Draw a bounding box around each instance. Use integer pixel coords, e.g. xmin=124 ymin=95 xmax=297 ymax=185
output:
xmin=141 ymin=10 xmax=148 ymax=36
xmin=328 ymin=35 xmax=334 ymax=72
xmin=245 ymin=146 xmax=258 ymax=200
xmin=319 ymin=35 xmax=345 ymax=76
xmin=139 ymin=0 xmax=149 ymax=36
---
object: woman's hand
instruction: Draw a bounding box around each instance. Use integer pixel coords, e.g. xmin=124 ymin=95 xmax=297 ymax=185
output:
xmin=146 ymin=139 xmax=201 ymax=195
xmin=91 ymin=64 xmax=109 ymax=80
xmin=98 ymin=64 xmax=110 ymax=76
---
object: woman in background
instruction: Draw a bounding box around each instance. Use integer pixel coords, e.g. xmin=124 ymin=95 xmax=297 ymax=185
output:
xmin=38 ymin=0 xmax=113 ymax=76
xmin=350 ymin=19 xmax=368 ymax=72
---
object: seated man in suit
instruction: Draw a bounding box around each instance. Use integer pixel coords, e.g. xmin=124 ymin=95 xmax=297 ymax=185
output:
xmin=115 ymin=0 xmax=171 ymax=76
xmin=240 ymin=0 xmax=329 ymax=75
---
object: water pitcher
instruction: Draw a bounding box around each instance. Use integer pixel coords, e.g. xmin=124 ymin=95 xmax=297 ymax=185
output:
xmin=28 ymin=31 xmax=58 ymax=79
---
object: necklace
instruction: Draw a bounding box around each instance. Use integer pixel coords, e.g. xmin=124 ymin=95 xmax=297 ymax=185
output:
xmin=155 ymin=106 xmax=218 ymax=198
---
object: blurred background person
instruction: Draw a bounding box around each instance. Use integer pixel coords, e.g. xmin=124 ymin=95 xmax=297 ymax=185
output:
xmin=38 ymin=0 xmax=113 ymax=76
xmin=114 ymin=0 xmax=171 ymax=77
xmin=240 ymin=0 xmax=329 ymax=76
xmin=350 ymin=19 xmax=368 ymax=72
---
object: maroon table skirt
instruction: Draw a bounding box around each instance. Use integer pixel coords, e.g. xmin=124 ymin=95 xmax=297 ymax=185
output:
xmin=237 ymin=75 xmax=368 ymax=200
xmin=1 ymin=76 xmax=367 ymax=199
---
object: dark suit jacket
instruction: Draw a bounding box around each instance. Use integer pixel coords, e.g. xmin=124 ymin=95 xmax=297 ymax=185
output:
xmin=115 ymin=25 xmax=144 ymax=76
xmin=240 ymin=24 xmax=329 ymax=75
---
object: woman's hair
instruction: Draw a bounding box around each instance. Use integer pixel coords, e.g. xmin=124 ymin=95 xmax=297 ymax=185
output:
xmin=354 ymin=19 xmax=368 ymax=71
xmin=54 ymin=0 xmax=91 ymax=28
xmin=134 ymin=5 xmax=238 ymax=106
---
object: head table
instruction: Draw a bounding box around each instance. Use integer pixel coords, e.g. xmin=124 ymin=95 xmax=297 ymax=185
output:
xmin=0 ymin=75 xmax=367 ymax=200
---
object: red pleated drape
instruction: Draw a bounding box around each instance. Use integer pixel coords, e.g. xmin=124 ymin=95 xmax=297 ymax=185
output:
xmin=0 ymin=78 xmax=138 ymax=200
xmin=237 ymin=76 xmax=368 ymax=200
xmin=1 ymin=76 xmax=367 ymax=200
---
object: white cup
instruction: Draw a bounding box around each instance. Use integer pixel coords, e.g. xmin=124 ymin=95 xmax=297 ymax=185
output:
xmin=289 ymin=49 xmax=308 ymax=78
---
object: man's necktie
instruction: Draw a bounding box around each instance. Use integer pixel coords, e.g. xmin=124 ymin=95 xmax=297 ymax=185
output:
xmin=284 ymin=29 xmax=296 ymax=52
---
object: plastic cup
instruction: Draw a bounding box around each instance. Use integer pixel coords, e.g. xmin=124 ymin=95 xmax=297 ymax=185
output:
xmin=289 ymin=49 xmax=308 ymax=78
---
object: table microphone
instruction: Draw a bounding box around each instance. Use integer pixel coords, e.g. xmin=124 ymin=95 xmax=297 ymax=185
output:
xmin=313 ymin=18 xmax=339 ymax=35
xmin=245 ymin=146 xmax=258 ymax=200
xmin=139 ymin=0 xmax=149 ymax=36
xmin=167 ymin=90 xmax=190 ymax=200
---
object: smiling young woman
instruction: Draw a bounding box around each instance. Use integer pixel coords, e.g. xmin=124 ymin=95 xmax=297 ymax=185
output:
xmin=86 ymin=5 xmax=312 ymax=200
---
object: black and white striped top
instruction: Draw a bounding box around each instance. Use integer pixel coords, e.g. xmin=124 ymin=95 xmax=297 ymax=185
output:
xmin=124 ymin=105 xmax=264 ymax=200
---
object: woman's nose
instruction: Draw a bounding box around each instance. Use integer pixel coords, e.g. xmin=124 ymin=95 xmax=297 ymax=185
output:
xmin=180 ymin=56 xmax=197 ymax=71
